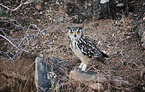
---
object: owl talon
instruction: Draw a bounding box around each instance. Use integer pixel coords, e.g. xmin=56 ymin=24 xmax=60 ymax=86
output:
xmin=79 ymin=62 xmax=83 ymax=68
xmin=81 ymin=64 xmax=87 ymax=71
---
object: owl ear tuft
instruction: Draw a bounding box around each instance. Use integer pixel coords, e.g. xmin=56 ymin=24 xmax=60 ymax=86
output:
xmin=78 ymin=27 xmax=83 ymax=29
xmin=67 ymin=26 xmax=71 ymax=29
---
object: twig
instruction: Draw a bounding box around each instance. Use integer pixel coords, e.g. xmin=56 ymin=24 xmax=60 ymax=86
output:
xmin=0 ymin=1 xmax=32 ymax=11
xmin=1 ymin=71 xmax=27 ymax=81
xmin=0 ymin=34 xmax=18 ymax=49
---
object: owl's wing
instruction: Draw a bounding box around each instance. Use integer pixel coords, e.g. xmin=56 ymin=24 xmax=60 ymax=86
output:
xmin=78 ymin=37 xmax=108 ymax=58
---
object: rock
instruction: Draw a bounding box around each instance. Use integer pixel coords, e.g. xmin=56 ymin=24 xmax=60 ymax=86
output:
xmin=70 ymin=68 xmax=129 ymax=90
xmin=100 ymin=0 xmax=109 ymax=4
xmin=35 ymin=57 xmax=53 ymax=92
xmin=35 ymin=57 xmax=72 ymax=91
xmin=88 ymin=83 xmax=104 ymax=90
xmin=70 ymin=69 xmax=107 ymax=82
xmin=65 ymin=3 xmax=79 ymax=16
xmin=64 ymin=0 xmax=143 ymax=23
xmin=64 ymin=0 xmax=108 ymax=23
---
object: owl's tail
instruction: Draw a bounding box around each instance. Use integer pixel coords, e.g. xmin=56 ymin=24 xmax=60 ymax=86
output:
xmin=96 ymin=52 xmax=109 ymax=64
xmin=101 ymin=52 xmax=109 ymax=58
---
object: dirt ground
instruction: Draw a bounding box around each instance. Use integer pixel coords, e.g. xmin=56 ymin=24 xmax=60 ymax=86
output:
xmin=0 ymin=0 xmax=144 ymax=91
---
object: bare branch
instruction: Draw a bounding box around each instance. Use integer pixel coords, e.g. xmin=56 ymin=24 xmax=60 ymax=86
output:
xmin=0 ymin=1 xmax=32 ymax=11
xmin=0 ymin=34 xmax=18 ymax=49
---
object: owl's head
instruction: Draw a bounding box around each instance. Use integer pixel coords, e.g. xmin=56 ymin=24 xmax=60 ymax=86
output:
xmin=67 ymin=27 xmax=83 ymax=41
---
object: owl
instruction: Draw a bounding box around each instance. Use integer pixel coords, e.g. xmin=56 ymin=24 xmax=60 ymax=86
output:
xmin=67 ymin=27 xmax=108 ymax=71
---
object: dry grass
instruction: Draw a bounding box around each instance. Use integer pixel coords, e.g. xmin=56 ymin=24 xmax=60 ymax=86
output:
xmin=0 ymin=0 xmax=144 ymax=91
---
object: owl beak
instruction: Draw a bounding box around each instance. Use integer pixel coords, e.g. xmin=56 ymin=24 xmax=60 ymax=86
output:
xmin=74 ymin=34 xmax=77 ymax=38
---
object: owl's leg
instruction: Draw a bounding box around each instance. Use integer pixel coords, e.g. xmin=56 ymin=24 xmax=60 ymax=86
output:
xmin=81 ymin=64 xmax=87 ymax=71
xmin=79 ymin=62 xmax=83 ymax=68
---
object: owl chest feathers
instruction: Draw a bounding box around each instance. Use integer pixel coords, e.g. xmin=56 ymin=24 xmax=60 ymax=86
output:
xmin=70 ymin=40 xmax=83 ymax=58
xmin=70 ymin=40 xmax=90 ymax=64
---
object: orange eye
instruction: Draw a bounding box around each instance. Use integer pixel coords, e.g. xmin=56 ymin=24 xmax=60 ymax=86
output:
xmin=77 ymin=31 xmax=80 ymax=34
xmin=70 ymin=32 xmax=73 ymax=34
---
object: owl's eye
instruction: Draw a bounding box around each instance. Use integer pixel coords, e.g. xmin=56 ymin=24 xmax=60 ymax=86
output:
xmin=77 ymin=31 xmax=80 ymax=34
xmin=70 ymin=32 xmax=73 ymax=34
